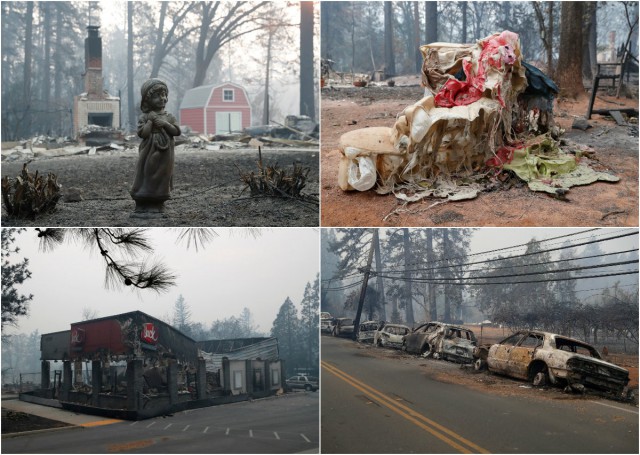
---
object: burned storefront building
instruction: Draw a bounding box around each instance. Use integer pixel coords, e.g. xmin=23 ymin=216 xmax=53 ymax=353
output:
xmin=30 ymin=311 xmax=285 ymax=420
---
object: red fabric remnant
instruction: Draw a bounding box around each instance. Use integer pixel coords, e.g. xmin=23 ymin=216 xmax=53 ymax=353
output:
xmin=486 ymin=144 xmax=523 ymax=167
xmin=435 ymin=60 xmax=484 ymax=107
xmin=434 ymin=31 xmax=519 ymax=108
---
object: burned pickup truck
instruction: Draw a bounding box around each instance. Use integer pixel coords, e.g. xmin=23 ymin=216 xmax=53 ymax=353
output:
xmin=402 ymin=322 xmax=477 ymax=364
xmin=480 ymin=330 xmax=630 ymax=397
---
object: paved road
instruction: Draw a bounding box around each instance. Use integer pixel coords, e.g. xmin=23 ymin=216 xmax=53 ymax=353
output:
xmin=321 ymin=336 xmax=639 ymax=454
xmin=3 ymin=393 xmax=318 ymax=453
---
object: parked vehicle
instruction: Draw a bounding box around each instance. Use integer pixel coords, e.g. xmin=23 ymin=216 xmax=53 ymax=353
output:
xmin=286 ymin=375 xmax=319 ymax=392
xmin=320 ymin=312 xmax=334 ymax=334
xmin=403 ymin=322 xmax=477 ymax=364
xmin=374 ymin=323 xmax=410 ymax=348
xmin=485 ymin=330 xmax=630 ymax=395
xmin=332 ymin=318 xmax=355 ymax=337
xmin=357 ymin=321 xmax=380 ymax=343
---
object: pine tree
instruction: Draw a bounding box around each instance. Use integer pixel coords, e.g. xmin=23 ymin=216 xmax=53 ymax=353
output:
xmin=271 ymin=297 xmax=301 ymax=375
xmin=1 ymin=229 xmax=33 ymax=330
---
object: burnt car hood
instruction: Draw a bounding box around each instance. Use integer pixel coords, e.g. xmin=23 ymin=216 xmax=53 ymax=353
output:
xmin=563 ymin=352 xmax=629 ymax=374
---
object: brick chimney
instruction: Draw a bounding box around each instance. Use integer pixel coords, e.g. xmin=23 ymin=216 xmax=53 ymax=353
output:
xmin=84 ymin=25 xmax=103 ymax=98
xmin=73 ymin=25 xmax=121 ymax=140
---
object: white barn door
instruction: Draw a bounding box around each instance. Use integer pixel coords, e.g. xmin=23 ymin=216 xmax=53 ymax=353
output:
xmin=215 ymin=112 xmax=242 ymax=134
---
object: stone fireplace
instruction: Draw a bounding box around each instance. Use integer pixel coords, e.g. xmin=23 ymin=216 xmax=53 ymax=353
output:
xmin=73 ymin=25 xmax=120 ymax=141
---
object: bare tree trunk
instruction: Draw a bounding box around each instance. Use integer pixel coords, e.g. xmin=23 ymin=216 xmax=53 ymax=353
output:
xmin=42 ymin=2 xmax=52 ymax=135
xmin=150 ymin=3 xmax=167 ymax=78
xmin=127 ymin=1 xmax=135 ymax=132
xmin=533 ymin=1 xmax=554 ymax=76
xmin=192 ymin=2 xmax=266 ymax=88
xmin=350 ymin=5 xmax=356 ymax=73
xmin=384 ymin=1 xmax=396 ymax=78
xmin=54 ymin=4 xmax=63 ymax=136
xmin=413 ymin=2 xmax=421 ymax=73
xmin=461 ymin=1 xmax=467 ymax=43
xmin=582 ymin=2 xmax=597 ymax=80
xmin=556 ymin=2 xmax=585 ymax=98
xmin=424 ymin=1 xmax=437 ymax=44
xmin=299 ymin=1 xmax=315 ymax=120
xmin=22 ymin=1 xmax=34 ymax=138
xmin=547 ymin=2 xmax=554 ymax=76
xmin=150 ymin=3 xmax=197 ymax=79
xmin=262 ymin=27 xmax=273 ymax=125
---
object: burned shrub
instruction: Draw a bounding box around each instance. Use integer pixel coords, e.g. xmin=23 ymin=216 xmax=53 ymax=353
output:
xmin=239 ymin=148 xmax=310 ymax=199
xmin=1 ymin=163 xmax=61 ymax=219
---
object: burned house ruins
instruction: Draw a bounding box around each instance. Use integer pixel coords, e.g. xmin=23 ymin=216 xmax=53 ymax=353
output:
xmin=27 ymin=311 xmax=285 ymax=420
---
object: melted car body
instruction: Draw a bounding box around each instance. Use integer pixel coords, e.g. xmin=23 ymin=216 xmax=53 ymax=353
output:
xmin=320 ymin=312 xmax=334 ymax=334
xmin=357 ymin=321 xmax=381 ymax=343
xmin=403 ymin=322 xmax=477 ymax=363
xmin=332 ymin=317 xmax=355 ymax=337
xmin=374 ymin=323 xmax=410 ymax=348
xmin=486 ymin=330 xmax=630 ymax=395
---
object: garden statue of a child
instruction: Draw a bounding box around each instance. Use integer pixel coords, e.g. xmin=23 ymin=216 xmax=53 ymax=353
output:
xmin=130 ymin=78 xmax=181 ymax=215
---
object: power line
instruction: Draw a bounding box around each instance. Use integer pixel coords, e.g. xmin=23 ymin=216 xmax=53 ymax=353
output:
xmin=381 ymin=230 xmax=638 ymax=274
xmin=324 ymin=230 xmax=638 ymax=282
xmin=377 ymin=259 xmax=638 ymax=283
xmin=376 ymin=269 xmax=638 ymax=286
xmin=383 ymin=248 xmax=639 ymax=276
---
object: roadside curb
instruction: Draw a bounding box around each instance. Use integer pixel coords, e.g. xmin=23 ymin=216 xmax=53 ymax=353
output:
xmin=1 ymin=424 xmax=82 ymax=439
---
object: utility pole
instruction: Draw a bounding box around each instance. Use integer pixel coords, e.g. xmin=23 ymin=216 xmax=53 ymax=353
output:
xmin=426 ymin=229 xmax=437 ymax=321
xmin=403 ymin=228 xmax=415 ymax=325
xmin=373 ymin=231 xmax=386 ymax=320
xmin=353 ymin=229 xmax=376 ymax=339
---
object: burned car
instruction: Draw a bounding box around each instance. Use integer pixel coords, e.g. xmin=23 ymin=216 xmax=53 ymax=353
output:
xmin=332 ymin=318 xmax=355 ymax=337
xmin=403 ymin=322 xmax=477 ymax=364
xmin=485 ymin=330 xmax=630 ymax=395
xmin=286 ymin=375 xmax=319 ymax=392
xmin=374 ymin=323 xmax=410 ymax=348
xmin=357 ymin=320 xmax=381 ymax=343
xmin=320 ymin=312 xmax=334 ymax=334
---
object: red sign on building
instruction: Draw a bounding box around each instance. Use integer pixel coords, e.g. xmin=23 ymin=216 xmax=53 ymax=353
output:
xmin=141 ymin=323 xmax=158 ymax=344
xmin=71 ymin=328 xmax=85 ymax=345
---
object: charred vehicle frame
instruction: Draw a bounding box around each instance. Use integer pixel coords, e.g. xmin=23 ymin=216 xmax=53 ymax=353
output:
xmin=402 ymin=322 xmax=478 ymax=364
xmin=374 ymin=323 xmax=410 ymax=348
xmin=483 ymin=330 xmax=630 ymax=397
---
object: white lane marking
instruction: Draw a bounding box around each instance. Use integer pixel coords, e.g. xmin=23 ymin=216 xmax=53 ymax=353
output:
xmin=203 ymin=426 xmax=209 ymax=434
xmin=182 ymin=424 xmax=190 ymax=432
xmin=249 ymin=429 xmax=253 ymax=438
xmin=225 ymin=427 xmax=230 ymax=435
xmin=146 ymin=421 xmax=156 ymax=428
xmin=129 ymin=421 xmax=138 ymax=426
xmin=300 ymin=433 xmax=311 ymax=443
xmin=591 ymin=400 xmax=639 ymax=415
xmin=274 ymin=431 xmax=280 ymax=440
xmin=164 ymin=423 xmax=173 ymax=430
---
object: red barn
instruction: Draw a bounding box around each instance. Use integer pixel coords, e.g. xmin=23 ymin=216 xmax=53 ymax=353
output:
xmin=179 ymin=82 xmax=252 ymax=135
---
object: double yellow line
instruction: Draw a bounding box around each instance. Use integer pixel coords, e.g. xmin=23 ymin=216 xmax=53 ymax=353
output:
xmin=322 ymin=361 xmax=490 ymax=454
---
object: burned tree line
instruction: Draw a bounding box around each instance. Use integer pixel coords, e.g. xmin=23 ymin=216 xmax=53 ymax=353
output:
xmin=321 ymin=229 xmax=639 ymax=348
xmin=1 ymin=1 xmax=318 ymax=141
xmin=321 ymin=1 xmax=638 ymax=97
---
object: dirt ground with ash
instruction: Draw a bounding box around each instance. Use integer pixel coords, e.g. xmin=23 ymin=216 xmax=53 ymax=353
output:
xmin=343 ymin=336 xmax=639 ymax=406
xmin=1 ymin=408 xmax=70 ymax=434
xmin=1 ymin=146 xmax=319 ymax=227
xmin=321 ymin=83 xmax=639 ymax=227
